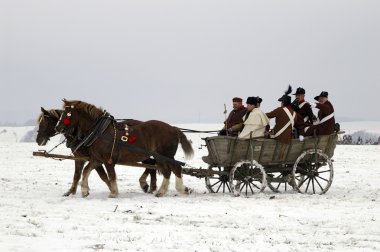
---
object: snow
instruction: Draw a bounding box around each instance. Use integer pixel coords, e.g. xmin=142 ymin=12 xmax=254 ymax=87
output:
xmin=0 ymin=125 xmax=380 ymax=251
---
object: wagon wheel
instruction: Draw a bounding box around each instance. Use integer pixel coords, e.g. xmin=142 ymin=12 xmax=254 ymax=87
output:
xmin=229 ymin=160 xmax=267 ymax=197
xmin=291 ymin=149 xmax=334 ymax=194
xmin=205 ymin=165 xmax=232 ymax=193
xmin=266 ymin=170 xmax=294 ymax=193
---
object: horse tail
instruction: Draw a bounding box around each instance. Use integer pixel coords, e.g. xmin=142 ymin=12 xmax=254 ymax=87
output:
xmin=177 ymin=129 xmax=194 ymax=160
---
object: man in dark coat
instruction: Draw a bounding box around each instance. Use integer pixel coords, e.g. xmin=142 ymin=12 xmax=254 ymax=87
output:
xmin=291 ymin=87 xmax=315 ymax=126
xmin=219 ymin=97 xmax=247 ymax=136
xmin=304 ymin=91 xmax=335 ymax=136
xmin=266 ymin=86 xmax=304 ymax=160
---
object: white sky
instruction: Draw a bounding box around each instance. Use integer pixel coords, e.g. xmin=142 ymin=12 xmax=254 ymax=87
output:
xmin=1 ymin=0 xmax=379 ymax=123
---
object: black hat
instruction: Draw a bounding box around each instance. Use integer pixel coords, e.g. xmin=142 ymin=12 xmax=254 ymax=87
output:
xmin=314 ymin=91 xmax=328 ymax=101
xmin=278 ymin=95 xmax=291 ymax=105
xmin=278 ymin=85 xmax=292 ymax=105
xmin=246 ymin=96 xmax=262 ymax=106
xmin=293 ymin=87 xmax=305 ymax=95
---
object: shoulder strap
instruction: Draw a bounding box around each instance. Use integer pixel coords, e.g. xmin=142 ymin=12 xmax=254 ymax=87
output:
xmin=271 ymin=108 xmax=295 ymax=138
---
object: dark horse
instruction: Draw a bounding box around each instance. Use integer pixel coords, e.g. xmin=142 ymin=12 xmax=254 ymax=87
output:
xmin=36 ymin=108 xmax=112 ymax=196
xmin=36 ymin=108 xmax=160 ymax=196
xmin=55 ymin=99 xmax=193 ymax=198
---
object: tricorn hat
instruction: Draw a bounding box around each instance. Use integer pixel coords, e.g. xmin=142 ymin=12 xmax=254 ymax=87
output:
xmin=293 ymin=87 xmax=305 ymax=95
xmin=278 ymin=85 xmax=292 ymax=105
xmin=232 ymin=97 xmax=243 ymax=102
xmin=246 ymin=96 xmax=262 ymax=106
xmin=314 ymin=91 xmax=328 ymax=101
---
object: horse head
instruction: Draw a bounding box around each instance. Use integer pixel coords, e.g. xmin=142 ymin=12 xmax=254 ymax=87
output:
xmin=55 ymin=99 xmax=104 ymax=136
xmin=36 ymin=107 xmax=62 ymax=146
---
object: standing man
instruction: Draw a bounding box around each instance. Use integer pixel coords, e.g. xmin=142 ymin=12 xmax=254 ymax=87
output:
xmin=291 ymin=87 xmax=315 ymax=125
xmin=219 ymin=97 xmax=247 ymax=136
xmin=304 ymin=91 xmax=335 ymax=136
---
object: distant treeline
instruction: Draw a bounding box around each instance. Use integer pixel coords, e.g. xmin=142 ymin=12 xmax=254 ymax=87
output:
xmin=0 ymin=119 xmax=36 ymax=126
xmin=338 ymin=131 xmax=380 ymax=145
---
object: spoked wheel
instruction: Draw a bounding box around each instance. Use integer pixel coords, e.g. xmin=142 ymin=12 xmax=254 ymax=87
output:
xmin=292 ymin=149 xmax=334 ymax=194
xmin=266 ymin=170 xmax=294 ymax=193
xmin=229 ymin=160 xmax=267 ymax=197
xmin=205 ymin=165 xmax=232 ymax=193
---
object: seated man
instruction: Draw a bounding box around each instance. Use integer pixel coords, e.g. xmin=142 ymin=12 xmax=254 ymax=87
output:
xmin=304 ymin=91 xmax=335 ymax=136
xmin=238 ymin=96 xmax=269 ymax=139
xmin=266 ymin=86 xmax=304 ymax=160
xmin=291 ymin=87 xmax=315 ymax=125
xmin=219 ymin=97 xmax=247 ymax=136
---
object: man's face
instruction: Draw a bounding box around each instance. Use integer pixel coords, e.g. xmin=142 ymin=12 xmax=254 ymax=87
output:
xmin=319 ymin=97 xmax=328 ymax=104
xmin=295 ymin=94 xmax=304 ymax=101
xmin=232 ymin=102 xmax=242 ymax=110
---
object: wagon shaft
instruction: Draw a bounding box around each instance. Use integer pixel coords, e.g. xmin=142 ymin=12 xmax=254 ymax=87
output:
xmin=32 ymin=151 xmax=160 ymax=170
xmin=182 ymin=167 xmax=227 ymax=178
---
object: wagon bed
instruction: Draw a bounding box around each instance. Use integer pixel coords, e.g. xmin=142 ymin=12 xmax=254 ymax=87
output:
xmin=201 ymin=133 xmax=340 ymax=196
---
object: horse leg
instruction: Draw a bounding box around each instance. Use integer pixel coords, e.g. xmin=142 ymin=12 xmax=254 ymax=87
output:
xmin=172 ymin=164 xmax=192 ymax=195
xmin=175 ymin=175 xmax=192 ymax=194
xmin=81 ymin=161 xmax=97 ymax=197
xmin=94 ymin=164 xmax=112 ymax=192
xmin=155 ymin=170 xmax=170 ymax=198
xmin=148 ymin=169 xmax=157 ymax=193
xmin=104 ymin=163 xmax=118 ymax=198
xmin=139 ymin=169 xmax=150 ymax=193
xmin=63 ymin=160 xmax=85 ymax=196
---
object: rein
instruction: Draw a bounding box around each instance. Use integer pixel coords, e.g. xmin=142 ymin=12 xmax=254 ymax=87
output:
xmin=175 ymin=127 xmax=219 ymax=134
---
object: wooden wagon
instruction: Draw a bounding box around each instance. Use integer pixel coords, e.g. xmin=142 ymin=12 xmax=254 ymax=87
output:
xmin=201 ymin=133 xmax=340 ymax=196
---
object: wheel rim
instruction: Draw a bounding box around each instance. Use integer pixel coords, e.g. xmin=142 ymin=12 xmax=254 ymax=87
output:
xmin=229 ymin=160 xmax=267 ymax=197
xmin=292 ymin=149 xmax=334 ymax=195
xmin=205 ymin=165 xmax=231 ymax=193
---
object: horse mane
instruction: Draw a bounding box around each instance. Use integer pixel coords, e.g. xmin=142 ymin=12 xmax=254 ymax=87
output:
xmin=63 ymin=100 xmax=104 ymax=120
xmin=37 ymin=109 xmax=62 ymax=123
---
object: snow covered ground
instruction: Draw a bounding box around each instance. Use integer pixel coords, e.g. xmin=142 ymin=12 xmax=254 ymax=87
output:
xmin=0 ymin=125 xmax=380 ymax=251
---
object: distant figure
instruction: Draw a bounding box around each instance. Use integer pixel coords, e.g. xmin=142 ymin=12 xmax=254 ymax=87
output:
xmin=304 ymin=91 xmax=335 ymax=136
xmin=291 ymin=87 xmax=315 ymax=125
xmin=238 ymin=96 xmax=269 ymax=139
xmin=219 ymin=97 xmax=247 ymax=136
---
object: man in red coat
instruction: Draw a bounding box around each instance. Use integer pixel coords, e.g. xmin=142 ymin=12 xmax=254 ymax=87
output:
xmin=219 ymin=97 xmax=247 ymax=136
xmin=304 ymin=91 xmax=335 ymax=136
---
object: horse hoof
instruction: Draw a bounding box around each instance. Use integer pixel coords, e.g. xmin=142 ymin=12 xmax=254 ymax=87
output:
xmin=82 ymin=192 xmax=89 ymax=198
xmin=185 ymin=187 xmax=193 ymax=195
xmin=108 ymin=193 xmax=118 ymax=198
xmin=148 ymin=186 xmax=157 ymax=194
xmin=141 ymin=184 xmax=149 ymax=193
xmin=155 ymin=192 xmax=164 ymax=197
xmin=63 ymin=192 xmax=71 ymax=197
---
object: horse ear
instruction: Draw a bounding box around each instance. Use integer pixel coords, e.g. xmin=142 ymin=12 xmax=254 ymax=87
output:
xmin=41 ymin=107 xmax=49 ymax=115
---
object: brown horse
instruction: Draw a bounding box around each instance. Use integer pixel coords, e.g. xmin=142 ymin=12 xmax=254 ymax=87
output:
xmin=55 ymin=99 xmax=193 ymax=198
xmin=36 ymin=108 xmax=159 ymax=195
xmin=36 ymin=108 xmax=112 ymax=196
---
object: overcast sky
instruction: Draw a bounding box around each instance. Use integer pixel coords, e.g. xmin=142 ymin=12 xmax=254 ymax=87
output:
xmin=1 ymin=0 xmax=379 ymax=124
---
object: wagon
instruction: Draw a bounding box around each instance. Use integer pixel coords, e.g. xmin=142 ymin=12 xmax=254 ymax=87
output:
xmin=200 ymin=133 xmax=340 ymax=196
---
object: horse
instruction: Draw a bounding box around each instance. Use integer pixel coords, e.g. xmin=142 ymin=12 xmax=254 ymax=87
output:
xmin=55 ymin=99 xmax=193 ymax=198
xmin=36 ymin=108 xmax=159 ymax=196
xmin=36 ymin=108 xmax=112 ymax=196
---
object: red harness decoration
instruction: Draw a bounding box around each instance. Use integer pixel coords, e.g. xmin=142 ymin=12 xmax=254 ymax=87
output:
xmin=121 ymin=125 xmax=137 ymax=143
xmin=63 ymin=118 xmax=71 ymax=125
